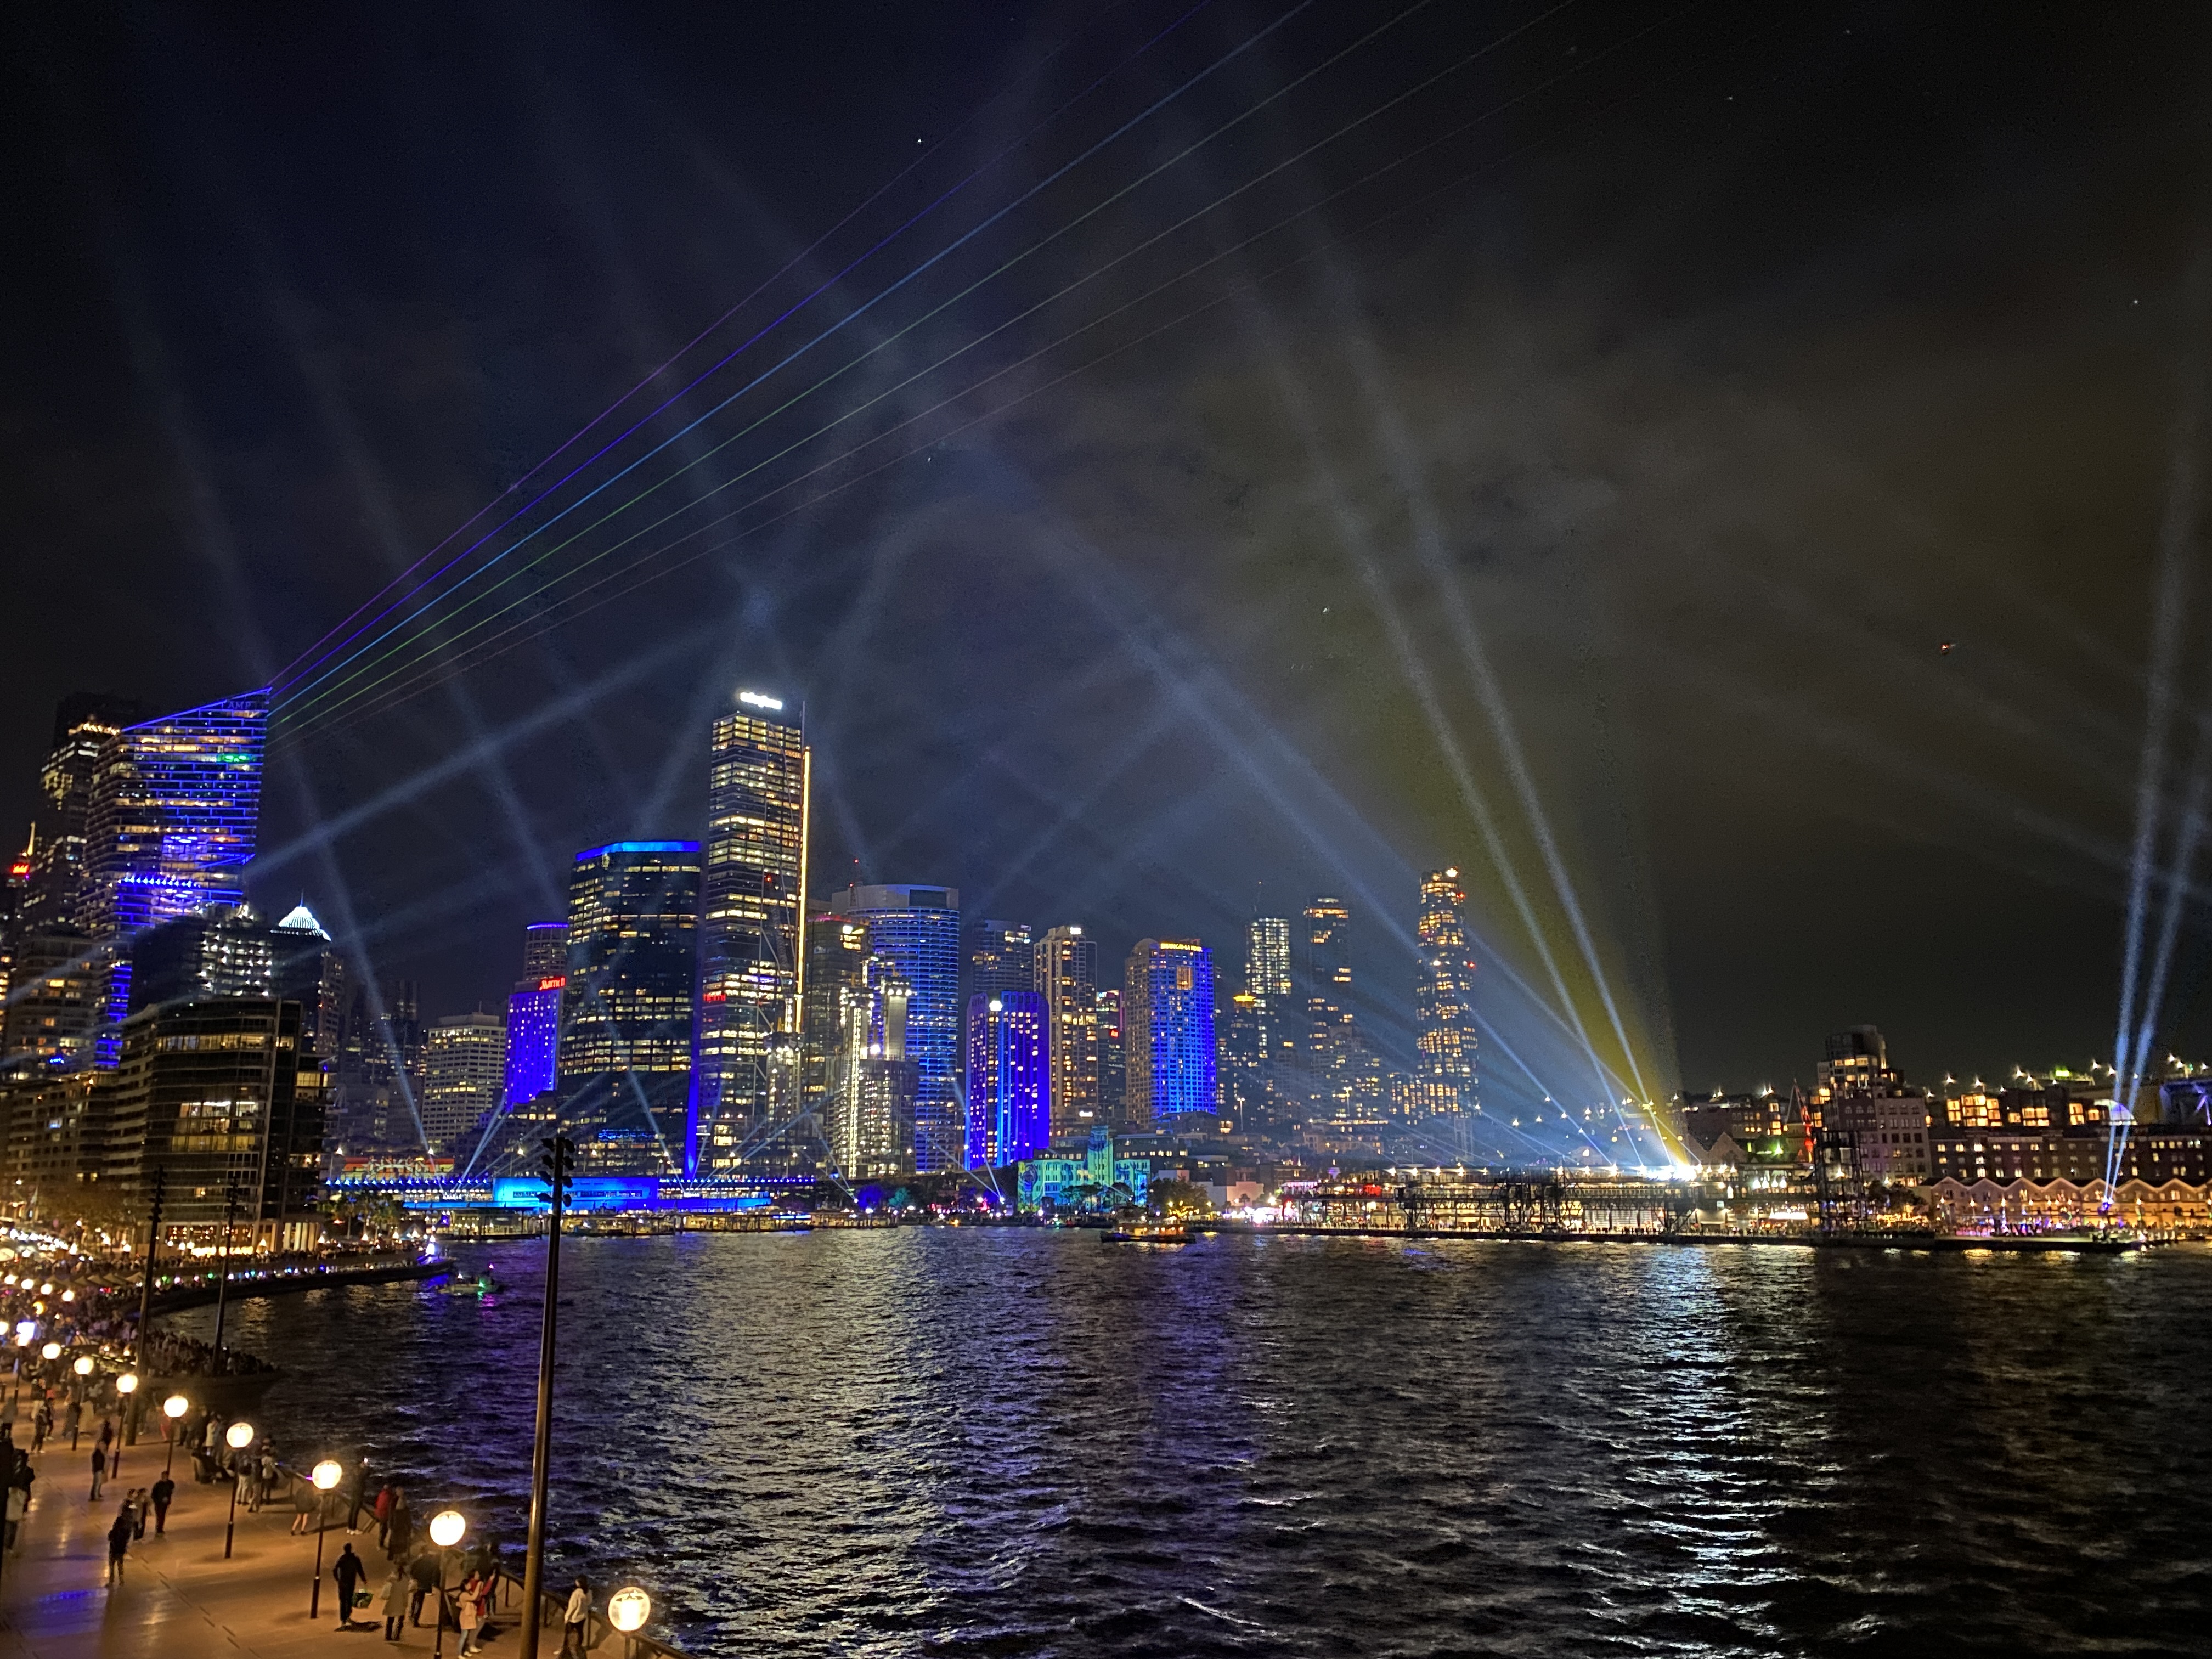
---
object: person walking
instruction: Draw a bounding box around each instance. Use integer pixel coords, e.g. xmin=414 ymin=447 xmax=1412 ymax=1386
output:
xmin=149 ymin=1473 xmax=174 ymax=1536
xmin=333 ymin=1543 xmax=369 ymax=1629
xmin=89 ymin=1442 xmax=106 ymax=1500
xmin=378 ymin=1565 xmax=408 ymax=1641
xmin=128 ymin=1487 xmax=146 ymax=1540
xmin=4 ymin=1482 xmax=25 ymax=1551
xmin=407 ymin=1548 xmax=440 ymax=1626
xmin=104 ymin=1505 xmax=131 ymax=1587
xmin=561 ymin=1577 xmax=590 ymax=1657
xmin=255 ymin=1447 xmax=277 ymax=1512
xmin=290 ymin=1472 xmax=320 ymax=1535
xmin=29 ymin=1397 xmax=49 ymax=1453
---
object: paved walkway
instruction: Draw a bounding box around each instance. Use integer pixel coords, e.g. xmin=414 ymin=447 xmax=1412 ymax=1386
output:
xmin=0 ymin=1431 xmax=568 ymax=1659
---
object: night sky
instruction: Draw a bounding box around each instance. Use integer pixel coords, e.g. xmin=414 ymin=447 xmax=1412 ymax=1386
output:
xmin=3 ymin=2 xmax=2207 ymax=1111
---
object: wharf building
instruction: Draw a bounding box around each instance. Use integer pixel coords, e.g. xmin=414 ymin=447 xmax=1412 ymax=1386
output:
xmin=556 ymin=841 xmax=700 ymax=1175
xmin=1124 ymin=939 xmax=1217 ymax=1129
xmin=1036 ymin=924 xmax=1098 ymax=1138
xmin=827 ymin=885 xmax=961 ymax=1171
xmin=1409 ymin=869 xmax=1479 ymax=1119
xmin=965 ymin=990 xmax=1049 ymax=1169
xmin=696 ymin=692 xmax=810 ymax=1176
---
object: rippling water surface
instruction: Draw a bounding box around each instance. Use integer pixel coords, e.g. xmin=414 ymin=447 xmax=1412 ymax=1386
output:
xmin=172 ymin=1232 xmax=2212 ymax=1657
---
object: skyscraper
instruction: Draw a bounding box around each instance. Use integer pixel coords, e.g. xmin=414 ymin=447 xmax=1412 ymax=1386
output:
xmin=422 ymin=1013 xmax=508 ymax=1155
xmin=968 ymin=920 xmax=1036 ymax=998
xmin=82 ymin=689 xmax=270 ymax=1061
xmin=826 ymin=884 xmax=960 ymax=1171
xmin=823 ymin=951 xmax=917 ymax=1179
xmin=803 ymin=909 xmax=871 ymax=1125
xmin=697 ymin=690 xmax=810 ymax=1176
xmin=505 ymin=922 xmax=567 ymax=1109
xmin=557 ymin=841 xmax=701 ymax=1175
xmin=1124 ymin=939 xmax=1217 ymax=1128
xmin=1300 ymin=896 xmax=1356 ymax=1119
xmin=22 ymin=693 xmax=142 ymax=931
xmin=1243 ymin=916 xmax=1294 ymax=1130
xmin=1095 ymin=988 xmax=1126 ymax=1127
xmin=270 ymin=904 xmax=346 ymax=1066
xmin=1411 ymin=867 xmax=1479 ymax=1118
xmin=1036 ymin=924 xmax=1098 ymax=1138
xmin=965 ymin=990 xmax=1049 ymax=1169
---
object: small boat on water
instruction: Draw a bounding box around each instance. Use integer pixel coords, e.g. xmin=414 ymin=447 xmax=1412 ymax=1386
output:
xmin=441 ymin=1268 xmax=504 ymax=1298
xmin=1102 ymin=1221 xmax=1192 ymax=1245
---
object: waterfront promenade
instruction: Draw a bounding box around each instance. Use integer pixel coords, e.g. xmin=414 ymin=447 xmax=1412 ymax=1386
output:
xmin=0 ymin=1435 xmax=572 ymax=1659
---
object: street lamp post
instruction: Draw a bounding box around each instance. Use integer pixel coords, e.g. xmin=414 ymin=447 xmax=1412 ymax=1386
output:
xmin=222 ymin=1421 xmax=255 ymax=1558
xmin=308 ymin=1459 xmax=343 ymax=1617
xmin=113 ymin=1373 xmax=137 ymax=1474
xmin=161 ymin=1394 xmax=189 ymax=1480
xmin=428 ymin=1509 xmax=467 ymax=1659
xmin=518 ymin=1134 xmax=574 ymax=1658
xmin=608 ymin=1585 xmax=653 ymax=1658
xmin=70 ymin=1355 xmax=92 ymax=1452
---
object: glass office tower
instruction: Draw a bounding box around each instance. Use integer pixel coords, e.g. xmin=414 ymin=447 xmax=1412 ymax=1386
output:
xmin=1124 ymin=938 xmax=1217 ymax=1127
xmin=697 ymin=692 xmax=809 ymax=1175
xmin=826 ymin=884 xmax=960 ymax=1171
xmin=556 ymin=841 xmax=700 ymax=1175
xmin=82 ymin=689 xmax=270 ymax=1063
xmin=965 ymin=989 xmax=1049 ymax=1170
xmin=1412 ymin=867 xmax=1480 ymax=1118
xmin=1036 ymin=924 xmax=1097 ymax=1137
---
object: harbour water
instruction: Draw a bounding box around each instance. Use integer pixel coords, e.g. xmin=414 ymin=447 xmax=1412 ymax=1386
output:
xmin=172 ymin=1231 xmax=2212 ymax=1657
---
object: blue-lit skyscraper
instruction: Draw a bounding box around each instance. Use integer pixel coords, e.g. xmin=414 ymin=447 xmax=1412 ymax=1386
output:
xmin=827 ymin=884 xmax=960 ymax=1171
xmin=557 ymin=842 xmax=699 ymax=1174
xmin=82 ymin=689 xmax=270 ymax=1064
xmin=965 ymin=989 xmax=1048 ymax=1170
xmin=505 ymin=922 xmax=567 ymax=1108
xmin=1124 ymin=938 xmax=1217 ymax=1127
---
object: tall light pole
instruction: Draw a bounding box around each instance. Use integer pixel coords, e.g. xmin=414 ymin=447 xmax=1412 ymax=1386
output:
xmin=222 ymin=1421 xmax=255 ymax=1558
xmin=112 ymin=1373 xmax=137 ymax=1474
xmin=161 ymin=1394 xmax=189 ymax=1479
xmin=428 ymin=1509 xmax=467 ymax=1659
xmin=133 ymin=1170 xmax=165 ymax=1381
xmin=210 ymin=1182 xmax=239 ymax=1371
xmin=518 ymin=1134 xmax=574 ymax=1658
xmin=308 ymin=1459 xmax=343 ymax=1617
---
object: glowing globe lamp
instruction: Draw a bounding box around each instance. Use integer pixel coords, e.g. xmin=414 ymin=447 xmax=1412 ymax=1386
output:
xmin=116 ymin=1373 xmax=138 ymax=1396
xmin=608 ymin=1588 xmax=652 ymax=1633
xmin=164 ymin=1394 xmax=190 ymax=1420
xmin=72 ymin=1355 xmax=93 ymax=1377
xmin=39 ymin=1342 xmax=60 ymax=1362
xmin=312 ymin=1459 xmax=343 ymax=1492
xmin=227 ymin=1421 xmax=256 ymax=1451
xmin=428 ymin=1509 xmax=466 ymax=1548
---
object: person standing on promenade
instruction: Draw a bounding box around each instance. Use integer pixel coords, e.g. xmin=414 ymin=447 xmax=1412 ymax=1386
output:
xmin=407 ymin=1548 xmax=439 ymax=1626
xmin=455 ymin=1572 xmax=485 ymax=1655
xmin=150 ymin=1473 xmax=173 ymax=1535
xmin=373 ymin=1480 xmax=396 ymax=1548
xmin=347 ymin=1458 xmax=369 ymax=1534
xmin=29 ymin=1397 xmax=48 ymax=1453
xmin=378 ymin=1565 xmax=407 ymax=1640
xmin=128 ymin=1487 xmax=146 ymax=1540
xmin=561 ymin=1577 xmax=590 ymax=1657
xmin=104 ymin=1505 xmax=131 ymax=1587
xmin=386 ymin=1488 xmax=413 ymax=1562
xmin=89 ymin=1441 xmax=106 ymax=1500
xmin=333 ymin=1543 xmax=369 ymax=1628
xmin=291 ymin=1471 xmax=320 ymax=1534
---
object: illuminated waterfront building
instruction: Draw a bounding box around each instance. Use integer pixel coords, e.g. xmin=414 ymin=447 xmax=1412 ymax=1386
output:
xmin=825 ymin=951 xmax=917 ymax=1178
xmin=965 ymin=990 xmax=1049 ymax=1169
xmin=1015 ymin=1127 xmax=1149 ymax=1213
xmin=81 ymin=689 xmax=270 ymax=1063
xmin=1300 ymin=896 xmax=1356 ymax=1118
xmin=1410 ymin=868 xmax=1479 ymax=1118
xmin=0 ymin=928 xmax=101 ymax=1075
xmin=1096 ymin=988 xmax=1126 ymax=1126
xmin=697 ymin=690 xmax=810 ymax=1176
xmin=505 ymin=923 xmax=566 ymax=1108
xmin=557 ymin=841 xmax=700 ymax=1175
xmin=826 ymin=884 xmax=960 ymax=1171
xmin=1123 ymin=939 xmax=1217 ymax=1128
xmin=803 ymin=909 xmax=870 ymax=1122
xmin=104 ymin=995 xmax=326 ymax=1244
xmin=1036 ymin=924 xmax=1097 ymax=1136
xmin=422 ymin=1013 xmax=507 ymax=1155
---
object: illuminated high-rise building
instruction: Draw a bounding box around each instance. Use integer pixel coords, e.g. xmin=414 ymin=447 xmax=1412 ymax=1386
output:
xmin=505 ymin=922 xmax=567 ymax=1109
xmin=697 ymin=690 xmax=810 ymax=1176
xmin=968 ymin=920 xmax=1035 ymax=998
xmin=1248 ymin=917 xmax=1291 ymax=1002
xmin=1035 ymin=924 xmax=1097 ymax=1137
xmin=1300 ymin=896 xmax=1356 ymax=1118
xmin=422 ymin=1013 xmax=507 ymax=1155
xmin=1095 ymin=988 xmax=1126 ymax=1128
xmin=1411 ymin=868 xmax=1479 ymax=1118
xmin=270 ymin=904 xmax=346 ymax=1066
xmin=22 ymin=694 xmax=141 ymax=932
xmin=824 ymin=952 xmax=917 ymax=1178
xmin=965 ymin=990 xmax=1049 ymax=1169
xmin=557 ymin=841 xmax=700 ymax=1175
xmin=1123 ymin=939 xmax=1216 ymax=1128
xmin=826 ymin=884 xmax=960 ymax=1171
xmin=1240 ymin=916 xmax=1295 ymax=1130
xmin=81 ymin=689 xmax=269 ymax=1062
